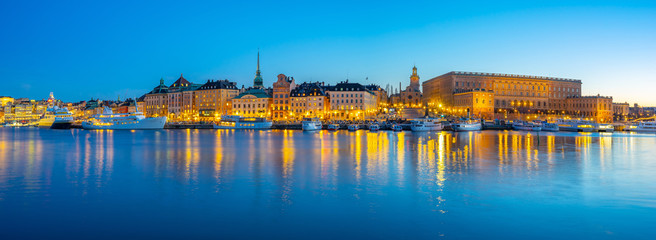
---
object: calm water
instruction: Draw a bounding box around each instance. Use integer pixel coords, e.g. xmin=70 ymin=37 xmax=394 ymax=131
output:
xmin=0 ymin=128 xmax=655 ymax=239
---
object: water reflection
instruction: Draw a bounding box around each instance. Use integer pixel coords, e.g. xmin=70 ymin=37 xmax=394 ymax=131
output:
xmin=1 ymin=128 xmax=656 ymax=238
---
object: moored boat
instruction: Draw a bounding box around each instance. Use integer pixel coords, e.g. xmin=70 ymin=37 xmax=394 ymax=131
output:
xmin=327 ymin=124 xmax=340 ymax=130
xmin=302 ymin=118 xmax=322 ymax=131
xmin=451 ymin=119 xmax=482 ymax=132
xmin=410 ymin=118 xmax=443 ymax=132
xmin=628 ymin=121 xmax=656 ymax=133
xmin=392 ymin=124 xmax=403 ymax=132
xmin=347 ymin=124 xmax=359 ymax=131
xmin=540 ymin=122 xmax=560 ymax=132
xmin=82 ymin=107 xmax=166 ymax=130
xmin=214 ymin=115 xmax=272 ymax=129
xmin=512 ymin=120 xmax=541 ymax=132
xmin=368 ymin=124 xmax=380 ymax=131
xmin=556 ymin=119 xmax=595 ymax=132
xmin=38 ymin=106 xmax=74 ymax=129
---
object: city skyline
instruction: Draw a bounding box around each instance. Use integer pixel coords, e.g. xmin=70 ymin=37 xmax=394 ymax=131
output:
xmin=1 ymin=1 xmax=655 ymax=105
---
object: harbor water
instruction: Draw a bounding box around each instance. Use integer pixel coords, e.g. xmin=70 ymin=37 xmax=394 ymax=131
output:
xmin=0 ymin=128 xmax=655 ymax=239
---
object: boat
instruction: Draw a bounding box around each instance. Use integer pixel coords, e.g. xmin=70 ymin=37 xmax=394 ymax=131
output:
xmin=512 ymin=120 xmax=541 ymax=132
xmin=327 ymin=124 xmax=340 ymax=130
xmin=451 ymin=119 xmax=482 ymax=132
xmin=38 ymin=106 xmax=74 ymax=129
xmin=540 ymin=122 xmax=560 ymax=132
xmin=410 ymin=118 xmax=443 ymax=132
xmin=348 ymin=124 xmax=359 ymax=131
xmin=596 ymin=123 xmax=614 ymax=132
xmin=82 ymin=107 xmax=166 ymax=130
xmin=628 ymin=121 xmax=656 ymax=133
xmin=369 ymin=124 xmax=380 ymax=131
xmin=556 ymin=119 xmax=595 ymax=132
xmin=301 ymin=118 xmax=322 ymax=131
xmin=214 ymin=115 xmax=272 ymax=129
xmin=392 ymin=124 xmax=403 ymax=132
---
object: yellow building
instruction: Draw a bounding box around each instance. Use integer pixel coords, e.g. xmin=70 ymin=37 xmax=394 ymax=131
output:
xmin=195 ymin=79 xmax=239 ymax=120
xmin=326 ymin=81 xmax=377 ymax=120
xmin=144 ymin=78 xmax=169 ymax=117
xmin=290 ymin=82 xmax=330 ymax=120
xmin=423 ymin=71 xmax=582 ymax=117
xmin=566 ymin=95 xmax=613 ymax=123
xmin=231 ymin=88 xmax=272 ymax=118
xmin=612 ymin=102 xmax=630 ymax=121
xmin=453 ymin=89 xmax=495 ymax=119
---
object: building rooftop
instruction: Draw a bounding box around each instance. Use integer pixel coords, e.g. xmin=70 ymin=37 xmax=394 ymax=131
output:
xmin=233 ymin=87 xmax=271 ymax=99
xmin=197 ymin=79 xmax=238 ymax=90
xmin=440 ymin=71 xmax=582 ymax=83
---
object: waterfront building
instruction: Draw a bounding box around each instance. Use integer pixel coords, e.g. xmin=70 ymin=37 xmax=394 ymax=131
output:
xmin=117 ymin=98 xmax=137 ymax=114
xmin=0 ymin=96 xmax=13 ymax=107
xmin=566 ymin=95 xmax=613 ymax=123
xmin=365 ymin=84 xmax=388 ymax=111
xmin=290 ymin=82 xmax=330 ymax=120
xmin=166 ymin=74 xmax=202 ymax=121
xmin=272 ymin=74 xmax=296 ymax=121
xmin=613 ymin=102 xmax=630 ymax=121
xmin=325 ymin=81 xmax=377 ymax=120
xmin=231 ymin=88 xmax=272 ymax=118
xmin=453 ymin=89 xmax=495 ymax=119
xmin=422 ymin=71 xmax=583 ymax=119
xmin=144 ymin=78 xmax=169 ymax=117
xmin=391 ymin=66 xmax=422 ymax=108
xmin=195 ymin=79 xmax=239 ymax=120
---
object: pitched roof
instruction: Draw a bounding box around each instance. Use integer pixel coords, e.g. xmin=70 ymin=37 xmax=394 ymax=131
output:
xmin=197 ymin=79 xmax=238 ymax=90
xmin=291 ymin=82 xmax=327 ymax=97
xmin=169 ymin=74 xmax=191 ymax=88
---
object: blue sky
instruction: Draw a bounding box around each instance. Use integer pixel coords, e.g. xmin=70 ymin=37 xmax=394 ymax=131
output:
xmin=1 ymin=0 xmax=655 ymax=105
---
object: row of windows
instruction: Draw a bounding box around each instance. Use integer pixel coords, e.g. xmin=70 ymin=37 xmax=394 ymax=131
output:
xmin=332 ymin=99 xmax=362 ymax=104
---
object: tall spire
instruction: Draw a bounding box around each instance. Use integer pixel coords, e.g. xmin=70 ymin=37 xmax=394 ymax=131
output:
xmin=253 ymin=49 xmax=264 ymax=88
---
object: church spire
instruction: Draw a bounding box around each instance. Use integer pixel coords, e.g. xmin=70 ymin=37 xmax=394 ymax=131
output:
xmin=253 ymin=49 xmax=264 ymax=88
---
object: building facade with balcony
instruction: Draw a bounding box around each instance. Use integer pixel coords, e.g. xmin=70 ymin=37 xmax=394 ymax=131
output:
xmin=272 ymin=74 xmax=296 ymax=121
xmin=289 ymin=82 xmax=330 ymax=120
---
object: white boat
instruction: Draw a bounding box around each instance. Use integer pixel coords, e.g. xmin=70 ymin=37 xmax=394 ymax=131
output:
xmin=596 ymin=123 xmax=614 ymax=132
xmin=628 ymin=121 xmax=656 ymax=133
xmin=348 ymin=124 xmax=359 ymax=131
xmin=556 ymin=119 xmax=595 ymax=132
xmin=410 ymin=118 xmax=443 ymax=132
xmin=392 ymin=124 xmax=403 ymax=131
xmin=302 ymin=118 xmax=322 ymax=131
xmin=540 ymin=122 xmax=560 ymax=132
xmin=38 ymin=106 xmax=74 ymax=129
xmin=82 ymin=107 xmax=166 ymax=130
xmin=451 ymin=119 xmax=482 ymax=132
xmin=369 ymin=124 xmax=380 ymax=131
xmin=512 ymin=120 xmax=541 ymax=132
xmin=214 ymin=115 xmax=272 ymax=129
xmin=327 ymin=124 xmax=340 ymax=130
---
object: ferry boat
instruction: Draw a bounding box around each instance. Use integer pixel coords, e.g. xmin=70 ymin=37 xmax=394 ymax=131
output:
xmin=628 ymin=121 xmax=656 ymax=133
xmin=392 ymin=124 xmax=403 ymax=132
xmin=301 ymin=118 xmax=322 ymax=131
xmin=512 ymin=120 xmax=541 ymax=132
xmin=327 ymin=124 xmax=340 ymax=130
xmin=368 ymin=124 xmax=380 ymax=131
xmin=410 ymin=118 xmax=443 ymax=132
xmin=348 ymin=124 xmax=359 ymax=131
xmin=556 ymin=119 xmax=595 ymax=132
xmin=82 ymin=107 xmax=166 ymax=130
xmin=451 ymin=119 xmax=482 ymax=132
xmin=214 ymin=115 xmax=272 ymax=129
xmin=38 ymin=106 xmax=74 ymax=129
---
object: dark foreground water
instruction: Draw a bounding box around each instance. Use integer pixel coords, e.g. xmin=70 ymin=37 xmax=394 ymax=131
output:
xmin=0 ymin=128 xmax=655 ymax=239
